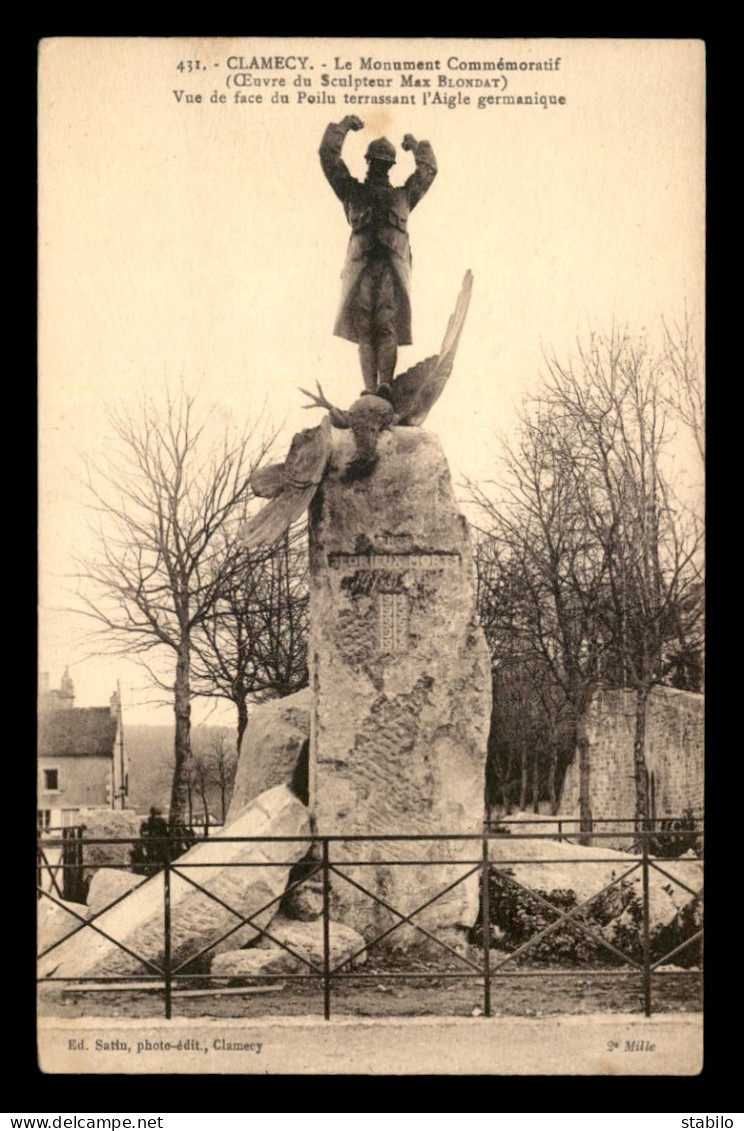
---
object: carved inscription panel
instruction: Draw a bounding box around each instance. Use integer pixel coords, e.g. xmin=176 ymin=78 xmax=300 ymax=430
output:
xmin=329 ymin=551 xmax=460 ymax=572
xmin=328 ymin=547 xmax=461 ymax=655
xmin=376 ymin=591 xmax=409 ymax=653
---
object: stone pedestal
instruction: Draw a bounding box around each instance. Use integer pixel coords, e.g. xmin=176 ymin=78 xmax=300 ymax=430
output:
xmin=308 ymin=428 xmax=491 ymax=947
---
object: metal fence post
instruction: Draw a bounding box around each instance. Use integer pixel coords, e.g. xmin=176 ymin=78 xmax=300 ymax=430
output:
xmin=642 ymin=831 xmax=651 ymax=1017
xmin=163 ymin=842 xmax=172 ymax=1021
xmin=322 ymin=837 xmax=331 ymax=1021
xmin=557 ymin=820 xmax=563 ymax=844
xmin=482 ymin=834 xmax=491 ymax=1018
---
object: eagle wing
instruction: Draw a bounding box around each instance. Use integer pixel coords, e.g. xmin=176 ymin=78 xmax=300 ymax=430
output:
xmin=251 ymin=462 xmax=287 ymax=499
xmin=240 ymin=418 xmax=333 ymax=550
xmin=390 ymin=270 xmax=473 ymax=426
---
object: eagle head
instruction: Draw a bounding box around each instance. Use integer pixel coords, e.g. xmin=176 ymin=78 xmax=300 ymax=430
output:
xmin=347 ymin=393 xmax=397 ymax=466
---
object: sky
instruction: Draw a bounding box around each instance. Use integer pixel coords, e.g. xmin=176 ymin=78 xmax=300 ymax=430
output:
xmin=38 ymin=37 xmax=705 ymax=727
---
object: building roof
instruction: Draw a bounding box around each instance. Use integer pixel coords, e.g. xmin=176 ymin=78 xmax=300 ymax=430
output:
xmin=38 ymin=707 xmax=118 ymax=758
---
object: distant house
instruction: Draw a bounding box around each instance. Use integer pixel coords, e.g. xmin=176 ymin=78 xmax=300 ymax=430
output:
xmin=38 ymin=669 xmax=128 ymax=829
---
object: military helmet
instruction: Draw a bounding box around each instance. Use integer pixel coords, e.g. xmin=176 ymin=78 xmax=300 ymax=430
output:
xmin=365 ymin=137 xmax=396 ymax=165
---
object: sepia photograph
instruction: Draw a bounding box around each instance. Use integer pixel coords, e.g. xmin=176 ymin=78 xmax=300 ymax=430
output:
xmin=37 ymin=36 xmax=705 ymax=1077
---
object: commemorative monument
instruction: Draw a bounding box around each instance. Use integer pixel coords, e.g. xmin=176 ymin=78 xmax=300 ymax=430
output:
xmin=241 ymin=117 xmax=490 ymax=940
xmin=40 ymin=119 xmax=491 ymax=979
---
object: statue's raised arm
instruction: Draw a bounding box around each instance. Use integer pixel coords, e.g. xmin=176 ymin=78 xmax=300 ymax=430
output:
xmin=319 ymin=115 xmax=365 ymax=201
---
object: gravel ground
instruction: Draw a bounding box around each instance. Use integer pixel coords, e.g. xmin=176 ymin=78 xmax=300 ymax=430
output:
xmin=38 ymin=952 xmax=702 ymax=1021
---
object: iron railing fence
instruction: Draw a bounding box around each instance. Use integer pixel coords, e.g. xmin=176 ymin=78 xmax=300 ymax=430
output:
xmin=484 ymin=814 xmax=704 ymax=853
xmin=37 ymin=822 xmax=703 ymax=1021
xmin=36 ymin=825 xmax=86 ymax=903
xmin=38 ymin=822 xmax=225 ymax=838
xmin=37 ymin=821 xmax=226 ymax=902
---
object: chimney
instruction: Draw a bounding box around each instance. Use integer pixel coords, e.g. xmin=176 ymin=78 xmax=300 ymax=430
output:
xmin=59 ymin=667 xmax=75 ymax=709
xmin=109 ymin=689 xmax=120 ymax=716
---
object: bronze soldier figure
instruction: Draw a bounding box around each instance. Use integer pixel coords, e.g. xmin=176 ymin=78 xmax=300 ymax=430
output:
xmin=319 ymin=115 xmax=437 ymax=394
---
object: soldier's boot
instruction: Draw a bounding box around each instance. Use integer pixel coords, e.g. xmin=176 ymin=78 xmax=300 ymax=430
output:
xmin=359 ymin=340 xmax=379 ymax=392
xmin=376 ymin=328 xmax=397 ymax=393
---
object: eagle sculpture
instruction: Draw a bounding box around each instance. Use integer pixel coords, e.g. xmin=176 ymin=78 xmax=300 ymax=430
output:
xmin=240 ymin=271 xmax=473 ymax=551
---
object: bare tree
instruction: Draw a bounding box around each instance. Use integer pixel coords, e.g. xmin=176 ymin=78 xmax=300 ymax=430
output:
xmin=662 ymin=312 xmax=705 ymax=468
xmin=194 ymin=732 xmax=238 ymax=823
xmin=73 ymin=388 xmax=272 ymax=825
xmin=475 ymin=532 xmax=571 ymax=816
xmin=470 ymin=401 xmax=613 ymax=838
xmin=209 ymin=732 xmax=238 ymax=822
xmin=192 ymin=527 xmax=309 ymax=754
xmin=183 ymin=761 xmax=197 ymax=828
xmin=190 ymin=748 xmax=213 ymax=831
xmin=540 ymin=329 xmax=704 ymax=827
xmin=472 ymin=325 xmax=704 ymax=835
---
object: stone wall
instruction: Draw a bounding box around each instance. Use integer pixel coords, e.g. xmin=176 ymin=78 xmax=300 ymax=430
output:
xmin=560 ymin=686 xmax=703 ymax=843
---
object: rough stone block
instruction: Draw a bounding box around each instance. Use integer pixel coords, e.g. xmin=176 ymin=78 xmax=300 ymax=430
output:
xmin=210 ymin=916 xmax=366 ymax=981
xmin=281 ymin=874 xmax=323 ymax=922
xmin=210 ymin=947 xmax=301 ymax=981
xmin=257 ymin=914 xmax=367 ymax=968
xmin=228 ymin=688 xmax=312 ymax=820
xmin=86 ymin=868 xmax=144 ymax=914
xmin=38 ymin=897 xmax=90 ymax=952
xmin=38 ymin=785 xmax=311 ymax=979
xmin=488 ymin=833 xmax=703 ymax=940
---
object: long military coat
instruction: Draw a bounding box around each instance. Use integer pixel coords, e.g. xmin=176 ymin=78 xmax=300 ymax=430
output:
xmin=320 ymin=122 xmax=437 ymax=346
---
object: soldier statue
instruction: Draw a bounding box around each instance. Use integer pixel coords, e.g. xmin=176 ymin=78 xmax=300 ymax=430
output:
xmin=319 ymin=115 xmax=438 ymax=394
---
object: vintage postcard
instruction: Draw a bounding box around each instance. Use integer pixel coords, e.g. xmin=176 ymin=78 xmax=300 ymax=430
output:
xmin=37 ymin=37 xmax=705 ymax=1077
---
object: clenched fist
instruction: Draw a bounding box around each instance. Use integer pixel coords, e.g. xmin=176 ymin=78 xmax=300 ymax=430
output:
xmin=401 ymin=134 xmax=418 ymax=152
xmin=340 ymin=115 xmax=365 ymax=131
